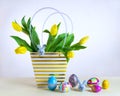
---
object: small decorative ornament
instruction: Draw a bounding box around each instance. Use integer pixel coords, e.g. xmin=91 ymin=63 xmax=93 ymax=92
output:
xmin=102 ymin=80 xmax=110 ymax=89
xmin=69 ymin=74 xmax=79 ymax=87
xmin=91 ymin=85 xmax=102 ymax=92
xmin=78 ymin=80 xmax=87 ymax=91
xmin=59 ymin=82 xmax=72 ymax=93
xmin=87 ymin=77 xmax=99 ymax=87
xmin=37 ymin=44 xmax=46 ymax=55
xmin=48 ymin=76 xmax=57 ymax=91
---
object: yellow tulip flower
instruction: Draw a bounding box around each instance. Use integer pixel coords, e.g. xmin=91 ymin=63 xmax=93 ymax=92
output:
xmin=15 ymin=46 xmax=27 ymax=54
xmin=79 ymin=36 xmax=89 ymax=45
xmin=67 ymin=51 xmax=74 ymax=58
xmin=12 ymin=21 xmax=22 ymax=32
xmin=50 ymin=24 xmax=58 ymax=36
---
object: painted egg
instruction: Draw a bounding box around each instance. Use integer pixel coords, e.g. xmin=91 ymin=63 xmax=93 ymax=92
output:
xmin=102 ymin=80 xmax=109 ymax=89
xmin=59 ymin=82 xmax=72 ymax=93
xmin=91 ymin=85 xmax=102 ymax=92
xmin=87 ymin=77 xmax=99 ymax=87
xmin=69 ymin=74 xmax=79 ymax=87
xmin=48 ymin=76 xmax=57 ymax=91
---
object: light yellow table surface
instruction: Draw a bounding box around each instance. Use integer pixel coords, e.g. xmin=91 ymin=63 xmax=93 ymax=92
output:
xmin=0 ymin=77 xmax=120 ymax=96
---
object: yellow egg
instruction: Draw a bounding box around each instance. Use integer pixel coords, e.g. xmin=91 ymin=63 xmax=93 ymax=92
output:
xmin=102 ymin=80 xmax=110 ymax=89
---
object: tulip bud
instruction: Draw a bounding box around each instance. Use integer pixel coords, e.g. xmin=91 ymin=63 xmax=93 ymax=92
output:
xmin=15 ymin=46 xmax=27 ymax=54
xmin=12 ymin=21 xmax=22 ymax=32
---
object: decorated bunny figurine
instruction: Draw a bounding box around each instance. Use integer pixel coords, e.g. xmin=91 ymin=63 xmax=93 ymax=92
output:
xmin=37 ymin=44 xmax=46 ymax=55
xmin=78 ymin=80 xmax=87 ymax=91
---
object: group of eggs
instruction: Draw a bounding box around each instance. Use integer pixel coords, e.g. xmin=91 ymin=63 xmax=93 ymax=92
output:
xmin=48 ymin=74 xmax=109 ymax=93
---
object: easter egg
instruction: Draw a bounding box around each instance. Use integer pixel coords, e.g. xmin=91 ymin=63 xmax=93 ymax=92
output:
xmin=69 ymin=74 xmax=79 ymax=87
xmin=59 ymin=82 xmax=72 ymax=93
xmin=48 ymin=76 xmax=57 ymax=91
xmin=91 ymin=85 xmax=102 ymax=92
xmin=102 ymin=80 xmax=109 ymax=89
xmin=87 ymin=77 xmax=99 ymax=87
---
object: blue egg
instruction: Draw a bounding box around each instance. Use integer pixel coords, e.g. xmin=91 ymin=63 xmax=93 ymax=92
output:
xmin=48 ymin=76 xmax=57 ymax=91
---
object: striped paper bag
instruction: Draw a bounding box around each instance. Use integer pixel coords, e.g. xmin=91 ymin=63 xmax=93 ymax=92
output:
xmin=30 ymin=52 xmax=67 ymax=88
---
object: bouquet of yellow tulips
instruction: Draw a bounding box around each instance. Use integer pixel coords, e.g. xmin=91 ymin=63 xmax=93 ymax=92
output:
xmin=11 ymin=17 xmax=89 ymax=62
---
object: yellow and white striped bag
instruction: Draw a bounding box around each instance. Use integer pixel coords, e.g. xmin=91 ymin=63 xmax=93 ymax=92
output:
xmin=30 ymin=52 xmax=67 ymax=88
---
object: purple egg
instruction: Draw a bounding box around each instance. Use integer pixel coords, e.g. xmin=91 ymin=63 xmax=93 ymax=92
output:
xmin=69 ymin=74 xmax=79 ymax=87
xmin=91 ymin=85 xmax=101 ymax=92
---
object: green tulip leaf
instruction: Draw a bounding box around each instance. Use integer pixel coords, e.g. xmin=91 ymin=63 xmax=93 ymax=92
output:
xmin=43 ymin=29 xmax=50 ymax=33
xmin=11 ymin=36 xmax=33 ymax=52
xmin=21 ymin=16 xmax=27 ymax=29
xmin=57 ymin=22 xmax=61 ymax=30
xmin=65 ymin=33 xmax=74 ymax=47
xmin=71 ymin=43 xmax=86 ymax=50
xmin=47 ymin=33 xmax=68 ymax=52
xmin=27 ymin=17 xmax=31 ymax=29
xmin=30 ymin=26 xmax=40 ymax=51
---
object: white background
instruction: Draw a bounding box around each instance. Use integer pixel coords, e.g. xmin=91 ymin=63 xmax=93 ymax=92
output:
xmin=0 ymin=0 xmax=120 ymax=77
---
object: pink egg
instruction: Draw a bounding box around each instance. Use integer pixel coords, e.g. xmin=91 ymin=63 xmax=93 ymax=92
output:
xmin=91 ymin=85 xmax=101 ymax=92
